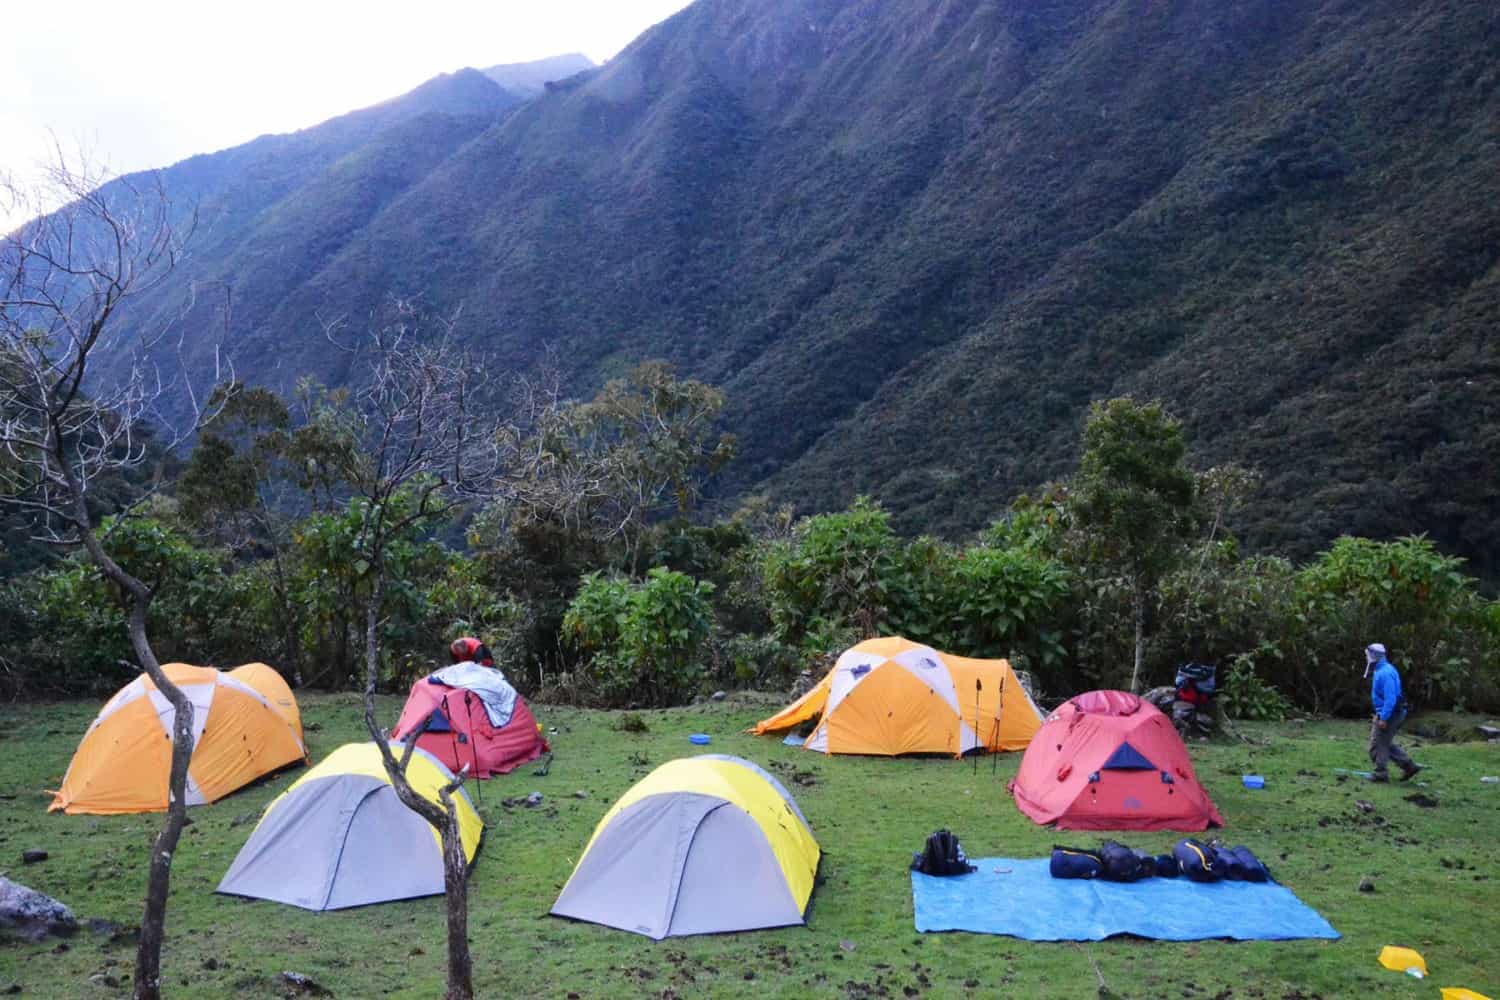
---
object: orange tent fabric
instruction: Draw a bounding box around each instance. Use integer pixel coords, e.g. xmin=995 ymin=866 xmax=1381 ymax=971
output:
xmin=48 ymin=662 xmax=308 ymax=815
xmin=752 ymin=637 xmax=1042 ymax=756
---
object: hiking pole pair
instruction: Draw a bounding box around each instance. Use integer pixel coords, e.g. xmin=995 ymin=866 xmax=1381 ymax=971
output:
xmin=992 ymin=672 xmax=1005 ymax=777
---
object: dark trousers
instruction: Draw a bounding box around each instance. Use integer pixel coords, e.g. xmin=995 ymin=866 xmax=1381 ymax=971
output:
xmin=1367 ymin=709 xmax=1415 ymax=777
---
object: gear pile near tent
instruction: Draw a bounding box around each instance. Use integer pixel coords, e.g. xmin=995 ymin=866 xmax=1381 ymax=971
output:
xmin=391 ymin=663 xmax=548 ymax=778
xmin=1010 ymin=690 xmax=1223 ymax=831
xmin=751 ymin=636 xmax=1043 ymax=757
xmin=217 ymin=741 xmax=483 ymax=911
xmin=551 ymin=754 xmax=819 ymax=939
xmin=48 ymin=662 xmax=307 ymax=815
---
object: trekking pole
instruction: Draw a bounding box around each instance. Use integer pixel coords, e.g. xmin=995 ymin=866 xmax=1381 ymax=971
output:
xmin=973 ymin=678 xmax=983 ymax=775
xmin=464 ymin=692 xmax=482 ymax=804
xmin=441 ymin=694 xmax=462 ymax=778
xmin=992 ymin=672 xmax=1006 ymax=777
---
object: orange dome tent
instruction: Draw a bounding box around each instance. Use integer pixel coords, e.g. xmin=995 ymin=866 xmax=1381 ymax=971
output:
xmin=752 ymin=637 xmax=1042 ymax=756
xmin=48 ymin=663 xmax=308 ymax=815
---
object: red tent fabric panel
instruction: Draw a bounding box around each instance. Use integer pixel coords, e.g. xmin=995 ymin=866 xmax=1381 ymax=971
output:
xmin=1010 ymin=690 xmax=1222 ymax=832
xmin=392 ymin=677 xmax=548 ymax=778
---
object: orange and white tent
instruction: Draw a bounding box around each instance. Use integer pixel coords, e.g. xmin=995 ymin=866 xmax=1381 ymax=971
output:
xmin=48 ymin=662 xmax=307 ymax=815
xmin=751 ymin=637 xmax=1042 ymax=757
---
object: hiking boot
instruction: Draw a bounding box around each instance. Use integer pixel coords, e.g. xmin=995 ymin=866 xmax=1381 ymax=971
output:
xmin=1366 ymin=772 xmax=1390 ymax=783
xmin=1400 ymin=764 xmax=1425 ymax=782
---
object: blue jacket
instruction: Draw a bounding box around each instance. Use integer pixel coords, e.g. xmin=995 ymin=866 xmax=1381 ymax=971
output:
xmin=1370 ymin=659 xmax=1404 ymax=721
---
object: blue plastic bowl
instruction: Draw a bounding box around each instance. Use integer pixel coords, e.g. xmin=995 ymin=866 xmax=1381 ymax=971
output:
xmin=689 ymin=733 xmax=711 ymax=745
xmin=1242 ymin=774 xmax=1266 ymax=789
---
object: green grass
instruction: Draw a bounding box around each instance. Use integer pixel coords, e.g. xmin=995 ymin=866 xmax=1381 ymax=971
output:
xmin=2 ymin=695 xmax=1497 ymax=998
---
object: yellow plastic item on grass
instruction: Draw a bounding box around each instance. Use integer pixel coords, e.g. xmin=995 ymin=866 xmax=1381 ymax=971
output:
xmin=1440 ymin=989 xmax=1493 ymax=1000
xmin=1377 ymin=945 xmax=1427 ymax=977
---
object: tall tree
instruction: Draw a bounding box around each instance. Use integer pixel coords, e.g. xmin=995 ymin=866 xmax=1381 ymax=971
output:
xmin=487 ymin=360 xmax=736 ymax=571
xmin=1 ymin=152 xmax=218 ymax=999
xmin=305 ymin=299 xmax=502 ymax=1000
xmin=177 ymin=384 xmax=306 ymax=680
xmin=1071 ymin=397 xmax=1200 ymax=692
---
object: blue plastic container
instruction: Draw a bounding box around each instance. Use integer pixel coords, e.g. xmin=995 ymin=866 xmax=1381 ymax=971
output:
xmin=689 ymin=733 xmax=711 ymax=745
xmin=1242 ymin=774 xmax=1266 ymax=789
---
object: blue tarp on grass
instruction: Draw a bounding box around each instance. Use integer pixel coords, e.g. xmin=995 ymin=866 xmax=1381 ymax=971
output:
xmin=912 ymin=858 xmax=1340 ymax=941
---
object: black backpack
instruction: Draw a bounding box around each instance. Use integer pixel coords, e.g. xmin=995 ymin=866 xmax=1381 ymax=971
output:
xmin=1098 ymin=841 xmax=1154 ymax=882
xmin=911 ymin=829 xmax=976 ymax=876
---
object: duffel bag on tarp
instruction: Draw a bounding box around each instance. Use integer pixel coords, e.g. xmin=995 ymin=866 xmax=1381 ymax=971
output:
xmin=1230 ymin=844 xmax=1271 ymax=882
xmin=1049 ymin=845 xmax=1104 ymax=879
xmin=1212 ymin=844 xmax=1248 ymax=880
xmin=1173 ymin=838 xmax=1223 ymax=882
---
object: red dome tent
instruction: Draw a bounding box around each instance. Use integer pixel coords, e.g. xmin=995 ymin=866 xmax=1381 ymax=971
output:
xmin=1009 ymin=690 xmax=1222 ymax=831
xmin=392 ymin=665 xmax=548 ymax=778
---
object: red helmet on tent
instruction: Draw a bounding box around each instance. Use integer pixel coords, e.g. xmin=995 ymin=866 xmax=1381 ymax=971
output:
xmin=392 ymin=666 xmax=548 ymax=778
xmin=449 ymin=637 xmax=493 ymax=666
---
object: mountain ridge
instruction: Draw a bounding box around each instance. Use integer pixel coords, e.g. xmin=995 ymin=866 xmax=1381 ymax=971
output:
xmin=80 ymin=0 xmax=1500 ymax=576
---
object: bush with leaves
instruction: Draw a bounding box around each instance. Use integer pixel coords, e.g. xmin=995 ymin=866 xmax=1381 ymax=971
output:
xmin=5 ymin=509 xmax=253 ymax=693
xmin=1291 ymin=535 xmax=1492 ymax=713
xmin=288 ymin=489 xmax=452 ymax=690
xmin=1219 ymin=647 xmax=1294 ymax=721
xmin=761 ymin=497 xmax=901 ymax=649
xmin=562 ymin=567 xmax=716 ymax=707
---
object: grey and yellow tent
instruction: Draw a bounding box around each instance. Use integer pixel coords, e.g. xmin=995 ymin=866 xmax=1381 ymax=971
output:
xmin=551 ymin=754 xmax=819 ymax=939
xmin=217 ymin=741 xmax=482 ymax=910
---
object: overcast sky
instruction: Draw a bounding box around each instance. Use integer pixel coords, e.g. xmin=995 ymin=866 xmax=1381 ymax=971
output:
xmin=1 ymin=0 xmax=694 ymax=230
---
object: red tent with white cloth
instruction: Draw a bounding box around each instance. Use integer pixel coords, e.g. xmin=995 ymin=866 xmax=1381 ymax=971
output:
xmin=392 ymin=664 xmax=548 ymax=778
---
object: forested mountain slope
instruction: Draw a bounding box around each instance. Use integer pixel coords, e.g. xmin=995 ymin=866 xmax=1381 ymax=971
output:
xmin=100 ymin=0 xmax=1500 ymax=575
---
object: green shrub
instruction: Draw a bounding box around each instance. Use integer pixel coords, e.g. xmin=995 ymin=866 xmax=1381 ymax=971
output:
xmin=1292 ymin=535 xmax=1491 ymax=713
xmin=1220 ymin=647 xmax=1293 ymax=721
xmin=562 ymin=568 xmax=715 ymax=707
xmin=761 ymin=496 xmax=899 ymax=648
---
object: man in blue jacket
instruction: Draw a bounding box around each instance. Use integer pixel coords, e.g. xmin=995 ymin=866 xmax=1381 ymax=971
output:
xmin=1364 ymin=643 xmax=1422 ymax=782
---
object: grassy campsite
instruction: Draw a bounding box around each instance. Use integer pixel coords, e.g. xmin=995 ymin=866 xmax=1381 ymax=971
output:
xmin=3 ymin=690 xmax=1497 ymax=998
xmin=1 ymin=386 xmax=1498 ymax=1000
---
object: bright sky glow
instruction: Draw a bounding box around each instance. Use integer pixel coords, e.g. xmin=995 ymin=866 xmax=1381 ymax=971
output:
xmin=1 ymin=0 xmax=694 ymax=229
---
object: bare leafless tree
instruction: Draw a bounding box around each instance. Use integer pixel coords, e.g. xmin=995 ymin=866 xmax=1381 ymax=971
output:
xmin=1 ymin=151 xmax=222 ymax=1000
xmin=308 ymin=299 xmax=504 ymax=1000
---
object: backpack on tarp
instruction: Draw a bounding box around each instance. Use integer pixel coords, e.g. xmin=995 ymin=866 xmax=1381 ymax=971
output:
xmin=911 ymin=829 xmax=976 ymax=876
xmin=1173 ymin=838 xmax=1222 ymax=882
xmin=1153 ymin=853 xmax=1180 ymax=877
xmin=1049 ymin=845 xmax=1104 ymax=879
xmin=1098 ymin=840 xmax=1153 ymax=882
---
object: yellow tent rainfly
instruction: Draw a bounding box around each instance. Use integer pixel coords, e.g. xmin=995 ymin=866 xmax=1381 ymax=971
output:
xmin=551 ymin=754 xmax=820 ymax=939
xmin=48 ymin=662 xmax=307 ymax=815
xmin=217 ymin=741 xmax=483 ymax=910
xmin=752 ymin=636 xmax=1043 ymax=757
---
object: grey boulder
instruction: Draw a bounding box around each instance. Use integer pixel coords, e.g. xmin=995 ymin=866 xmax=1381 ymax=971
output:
xmin=0 ymin=878 xmax=78 ymax=941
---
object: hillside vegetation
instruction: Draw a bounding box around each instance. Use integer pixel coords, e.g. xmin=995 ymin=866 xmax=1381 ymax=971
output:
xmin=87 ymin=0 xmax=1500 ymax=577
